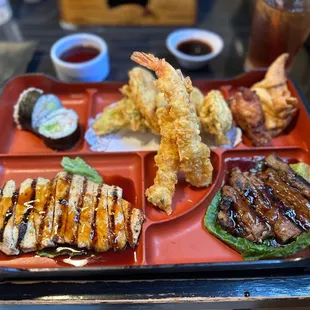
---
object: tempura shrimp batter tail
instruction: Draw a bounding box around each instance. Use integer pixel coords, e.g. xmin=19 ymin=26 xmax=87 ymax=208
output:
xmin=131 ymin=52 xmax=213 ymax=187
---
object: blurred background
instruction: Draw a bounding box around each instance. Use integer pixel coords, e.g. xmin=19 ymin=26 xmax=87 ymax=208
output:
xmin=0 ymin=0 xmax=309 ymax=98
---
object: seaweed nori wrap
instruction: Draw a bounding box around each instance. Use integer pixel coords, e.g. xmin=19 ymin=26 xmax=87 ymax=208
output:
xmin=13 ymin=88 xmax=43 ymax=131
xmin=38 ymin=108 xmax=80 ymax=151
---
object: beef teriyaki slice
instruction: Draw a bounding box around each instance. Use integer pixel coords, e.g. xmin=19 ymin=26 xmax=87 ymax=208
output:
xmin=265 ymin=154 xmax=310 ymax=200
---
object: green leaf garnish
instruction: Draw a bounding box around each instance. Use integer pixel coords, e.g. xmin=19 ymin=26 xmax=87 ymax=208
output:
xmin=61 ymin=156 xmax=103 ymax=184
xmin=290 ymin=162 xmax=310 ymax=182
xmin=204 ymin=191 xmax=310 ymax=260
xmin=36 ymin=247 xmax=87 ymax=258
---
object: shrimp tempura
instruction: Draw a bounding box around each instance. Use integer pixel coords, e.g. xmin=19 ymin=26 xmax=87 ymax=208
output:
xmin=131 ymin=52 xmax=213 ymax=187
xmin=145 ymin=101 xmax=179 ymax=215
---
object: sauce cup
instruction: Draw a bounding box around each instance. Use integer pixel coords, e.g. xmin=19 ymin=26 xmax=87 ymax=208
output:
xmin=50 ymin=33 xmax=110 ymax=82
xmin=166 ymin=28 xmax=224 ymax=70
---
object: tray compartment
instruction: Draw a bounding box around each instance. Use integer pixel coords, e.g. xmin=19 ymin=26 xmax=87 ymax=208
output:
xmin=0 ymin=153 xmax=145 ymax=268
xmin=144 ymin=147 xmax=310 ymax=265
xmin=143 ymin=150 xmax=221 ymax=222
xmin=0 ymin=76 xmax=93 ymax=154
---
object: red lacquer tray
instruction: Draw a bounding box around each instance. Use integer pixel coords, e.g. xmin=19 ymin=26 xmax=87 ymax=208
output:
xmin=0 ymin=72 xmax=309 ymax=279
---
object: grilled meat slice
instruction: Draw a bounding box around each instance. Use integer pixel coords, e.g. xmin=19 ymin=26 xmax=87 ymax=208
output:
xmin=40 ymin=178 xmax=56 ymax=249
xmin=11 ymin=179 xmax=35 ymax=254
xmin=260 ymin=168 xmax=310 ymax=231
xmin=0 ymin=181 xmax=18 ymax=255
xmin=229 ymin=87 xmax=271 ymax=146
xmin=77 ymin=181 xmax=99 ymax=249
xmin=245 ymin=173 xmax=301 ymax=243
xmin=52 ymin=172 xmax=71 ymax=244
xmin=64 ymin=175 xmax=86 ymax=245
xmin=93 ymin=184 xmax=111 ymax=252
xmin=107 ymin=185 xmax=127 ymax=251
xmin=218 ymin=185 xmax=269 ymax=242
xmin=33 ymin=178 xmax=51 ymax=248
xmin=265 ymin=154 xmax=310 ymax=200
xmin=122 ymin=199 xmax=145 ymax=248
xmin=0 ymin=173 xmax=145 ymax=255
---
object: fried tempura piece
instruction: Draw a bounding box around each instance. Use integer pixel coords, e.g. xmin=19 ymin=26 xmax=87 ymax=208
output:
xmin=146 ymin=106 xmax=179 ymax=215
xmin=199 ymin=90 xmax=233 ymax=145
xmin=92 ymin=96 xmax=146 ymax=135
xmin=251 ymin=53 xmax=298 ymax=136
xmin=191 ymin=87 xmax=204 ymax=114
xmin=131 ymin=52 xmax=213 ymax=187
xmin=128 ymin=67 xmax=160 ymax=134
xmin=229 ymin=87 xmax=272 ymax=146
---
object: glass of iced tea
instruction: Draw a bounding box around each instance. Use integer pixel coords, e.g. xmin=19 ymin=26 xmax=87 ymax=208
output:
xmin=245 ymin=0 xmax=310 ymax=70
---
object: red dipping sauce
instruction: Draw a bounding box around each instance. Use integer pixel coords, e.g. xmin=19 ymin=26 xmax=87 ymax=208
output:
xmin=60 ymin=45 xmax=100 ymax=63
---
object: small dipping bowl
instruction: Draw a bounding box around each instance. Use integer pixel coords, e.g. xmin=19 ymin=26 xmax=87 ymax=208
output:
xmin=166 ymin=28 xmax=224 ymax=70
xmin=50 ymin=33 xmax=110 ymax=82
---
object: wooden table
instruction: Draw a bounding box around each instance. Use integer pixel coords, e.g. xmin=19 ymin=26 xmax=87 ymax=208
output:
xmin=1 ymin=0 xmax=310 ymax=308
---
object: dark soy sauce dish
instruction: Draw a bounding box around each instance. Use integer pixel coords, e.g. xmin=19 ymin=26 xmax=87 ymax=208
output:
xmin=177 ymin=40 xmax=213 ymax=56
xmin=60 ymin=45 xmax=100 ymax=63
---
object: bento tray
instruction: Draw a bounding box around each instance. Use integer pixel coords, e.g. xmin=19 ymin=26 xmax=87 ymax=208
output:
xmin=0 ymin=72 xmax=309 ymax=280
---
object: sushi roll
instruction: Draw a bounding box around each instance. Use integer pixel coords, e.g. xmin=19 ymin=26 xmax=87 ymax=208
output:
xmin=31 ymin=94 xmax=63 ymax=130
xmin=38 ymin=108 xmax=80 ymax=151
xmin=13 ymin=88 xmax=43 ymax=131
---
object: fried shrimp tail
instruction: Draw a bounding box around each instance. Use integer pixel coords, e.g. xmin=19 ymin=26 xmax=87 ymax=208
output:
xmin=131 ymin=52 xmax=213 ymax=187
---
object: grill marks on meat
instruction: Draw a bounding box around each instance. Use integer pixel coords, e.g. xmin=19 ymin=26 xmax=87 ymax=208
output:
xmin=260 ymin=168 xmax=310 ymax=231
xmin=217 ymin=186 xmax=269 ymax=242
xmin=0 ymin=174 xmax=145 ymax=255
xmin=265 ymin=154 xmax=310 ymax=200
xmin=217 ymin=158 xmax=310 ymax=245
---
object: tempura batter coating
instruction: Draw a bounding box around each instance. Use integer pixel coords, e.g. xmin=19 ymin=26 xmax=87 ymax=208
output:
xmin=128 ymin=67 xmax=160 ymax=134
xmin=199 ymin=90 xmax=232 ymax=145
xmin=131 ymin=52 xmax=213 ymax=187
xmin=92 ymin=96 xmax=146 ymax=135
xmin=145 ymin=105 xmax=179 ymax=215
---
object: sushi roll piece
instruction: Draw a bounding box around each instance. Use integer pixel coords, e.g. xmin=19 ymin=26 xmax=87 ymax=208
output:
xmin=13 ymin=88 xmax=43 ymax=131
xmin=38 ymin=108 xmax=80 ymax=151
xmin=31 ymin=94 xmax=63 ymax=130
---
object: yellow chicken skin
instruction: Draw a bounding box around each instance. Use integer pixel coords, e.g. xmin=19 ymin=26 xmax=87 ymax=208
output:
xmin=199 ymin=90 xmax=233 ymax=145
xmin=131 ymin=52 xmax=213 ymax=188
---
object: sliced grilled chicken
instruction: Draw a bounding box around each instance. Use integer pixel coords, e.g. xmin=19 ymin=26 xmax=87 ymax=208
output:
xmin=77 ymin=181 xmax=99 ymax=249
xmin=93 ymin=184 xmax=110 ymax=252
xmin=33 ymin=177 xmax=51 ymax=247
xmin=0 ymin=173 xmax=145 ymax=255
xmin=39 ymin=178 xmax=57 ymax=249
xmin=64 ymin=175 xmax=86 ymax=245
xmin=107 ymin=185 xmax=127 ymax=251
xmin=0 ymin=181 xmax=18 ymax=255
xmin=52 ymin=172 xmax=71 ymax=243
xmin=11 ymin=179 xmax=35 ymax=254
xmin=122 ymin=199 xmax=145 ymax=248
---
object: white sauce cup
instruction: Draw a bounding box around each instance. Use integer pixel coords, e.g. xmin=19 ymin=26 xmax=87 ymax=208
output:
xmin=50 ymin=33 xmax=110 ymax=82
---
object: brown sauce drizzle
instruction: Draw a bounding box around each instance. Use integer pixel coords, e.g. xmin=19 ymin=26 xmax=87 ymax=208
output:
xmin=125 ymin=202 xmax=133 ymax=247
xmin=17 ymin=179 xmax=37 ymax=247
xmin=56 ymin=174 xmax=72 ymax=241
xmin=0 ymin=190 xmax=17 ymax=242
xmin=91 ymin=184 xmax=102 ymax=246
xmin=109 ymin=186 xmax=118 ymax=250
xmin=37 ymin=179 xmax=54 ymax=247
xmin=72 ymin=178 xmax=87 ymax=244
